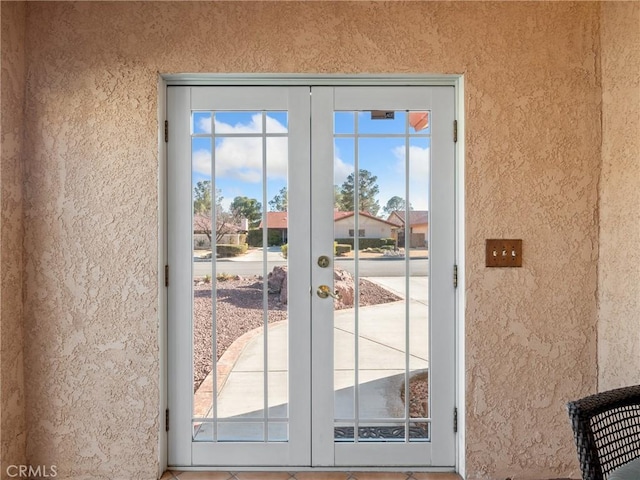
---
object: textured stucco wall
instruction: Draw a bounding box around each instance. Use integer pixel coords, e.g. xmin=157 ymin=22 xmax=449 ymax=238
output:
xmin=598 ymin=2 xmax=640 ymax=391
xmin=20 ymin=2 xmax=603 ymax=479
xmin=0 ymin=1 xmax=27 ymax=475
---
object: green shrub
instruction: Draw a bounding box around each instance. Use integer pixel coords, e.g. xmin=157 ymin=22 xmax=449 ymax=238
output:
xmin=281 ymin=244 xmax=288 ymax=259
xmin=216 ymin=272 xmax=234 ymax=281
xmin=335 ymin=244 xmax=352 ymax=256
xmin=247 ymin=229 xmax=262 ymax=247
xmin=216 ymin=243 xmax=248 ymax=257
xmin=268 ymin=229 xmax=285 ymax=246
xmin=382 ymin=238 xmax=396 ymax=246
xmin=334 ymin=238 xmax=388 ymax=250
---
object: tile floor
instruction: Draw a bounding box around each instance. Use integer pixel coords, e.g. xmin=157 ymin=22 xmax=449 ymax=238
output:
xmin=161 ymin=472 xmax=461 ymax=480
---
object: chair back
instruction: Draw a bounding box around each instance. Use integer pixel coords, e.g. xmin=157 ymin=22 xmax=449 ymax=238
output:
xmin=567 ymin=385 xmax=640 ymax=480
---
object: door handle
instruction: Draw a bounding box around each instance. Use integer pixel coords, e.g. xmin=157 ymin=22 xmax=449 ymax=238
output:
xmin=317 ymin=285 xmax=341 ymax=300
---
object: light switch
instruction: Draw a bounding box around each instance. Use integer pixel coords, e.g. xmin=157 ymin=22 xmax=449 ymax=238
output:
xmin=486 ymin=239 xmax=522 ymax=267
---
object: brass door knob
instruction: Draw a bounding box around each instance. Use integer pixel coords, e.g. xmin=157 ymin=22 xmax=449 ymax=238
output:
xmin=317 ymin=285 xmax=341 ymax=300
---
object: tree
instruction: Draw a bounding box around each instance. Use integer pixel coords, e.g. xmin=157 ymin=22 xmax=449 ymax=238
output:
xmin=192 ymin=181 xmax=237 ymax=243
xmin=337 ymin=169 xmax=381 ymax=216
xmin=230 ymin=196 xmax=262 ymax=228
xmin=193 ymin=180 xmax=212 ymax=214
xmin=268 ymin=187 xmax=288 ymax=212
xmin=333 ymin=185 xmax=343 ymax=210
xmin=383 ymin=196 xmax=412 ymax=215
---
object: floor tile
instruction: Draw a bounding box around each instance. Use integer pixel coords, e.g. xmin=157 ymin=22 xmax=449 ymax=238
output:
xmin=177 ymin=472 xmax=233 ymax=480
xmin=350 ymin=473 xmax=409 ymax=480
xmin=410 ymin=475 xmax=462 ymax=480
xmin=294 ymin=473 xmax=351 ymax=480
xmin=233 ymin=473 xmax=293 ymax=480
xmin=162 ymin=472 xmax=463 ymax=480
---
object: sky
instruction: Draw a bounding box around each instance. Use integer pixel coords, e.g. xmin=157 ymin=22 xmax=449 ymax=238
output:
xmin=191 ymin=111 xmax=431 ymax=214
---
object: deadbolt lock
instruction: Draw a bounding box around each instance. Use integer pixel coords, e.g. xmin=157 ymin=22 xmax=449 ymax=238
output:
xmin=317 ymin=255 xmax=331 ymax=268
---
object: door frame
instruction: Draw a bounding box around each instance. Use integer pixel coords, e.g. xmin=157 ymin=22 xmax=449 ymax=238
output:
xmin=157 ymin=74 xmax=466 ymax=477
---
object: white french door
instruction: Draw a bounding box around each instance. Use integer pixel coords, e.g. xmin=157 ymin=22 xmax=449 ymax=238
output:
xmin=167 ymin=85 xmax=456 ymax=468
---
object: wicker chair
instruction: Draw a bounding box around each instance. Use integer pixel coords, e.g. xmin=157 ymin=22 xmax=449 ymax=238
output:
xmin=567 ymin=385 xmax=640 ymax=480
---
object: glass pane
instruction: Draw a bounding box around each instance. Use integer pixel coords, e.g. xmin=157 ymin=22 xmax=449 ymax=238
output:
xmin=193 ymin=111 xmax=212 ymax=134
xmin=409 ymin=423 xmax=430 ymax=441
xmin=217 ymin=423 xmax=265 ymax=442
xmin=215 ymin=133 xmax=265 ymax=424
xmin=409 ymin=111 xmax=430 ymax=134
xmin=266 ymin=136 xmax=289 ymax=420
xmin=193 ymin=421 xmax=213 ymax=442
xmin=214 ymin=111 xmax=263 ymax=133
xmin=408 ymin=134 xmax=430 ymax=441
xmin=334 ymin=137 xmax=356 ymax=424
xmin=268 ymin=423 xmax=288 ymax=442
xmin=192 ymin=111 xmax=289 ymax=442
xmin=266 ymin=112 xmax=288 ymax=133
xmin=192 ymin=136 xmax=212 ymax=422
xmin=358 ymin=110 xmax=406 ymax=134
xmin=334 ymin=112 xmax=354 ymax=134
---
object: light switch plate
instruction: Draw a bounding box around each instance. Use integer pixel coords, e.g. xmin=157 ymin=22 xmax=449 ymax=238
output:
xmin=486 ymin=239 xmax=522 ymax=267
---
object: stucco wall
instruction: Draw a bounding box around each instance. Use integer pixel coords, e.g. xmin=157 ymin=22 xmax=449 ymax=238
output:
xmin=0 ymin=0 xmax=27 ymax=475
xmin=19 ymin=2 xmax=603 ymax=479
xmin=598 ymin=2 xmax=640 ymax=391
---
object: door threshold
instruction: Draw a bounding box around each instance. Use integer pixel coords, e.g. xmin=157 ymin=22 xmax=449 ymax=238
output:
xmin=163 ymin=470 xmax=462 ymax=480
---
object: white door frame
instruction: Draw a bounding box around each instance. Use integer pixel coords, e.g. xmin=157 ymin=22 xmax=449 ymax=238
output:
xmin=158 ymin=74 xmax=466 ymax=477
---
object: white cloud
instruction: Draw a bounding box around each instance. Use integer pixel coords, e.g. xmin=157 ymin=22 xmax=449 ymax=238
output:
xmin=197 ymin=113 xmax=287 ymax=136
xmin=192 ymin=149 xmax=212 ymax=176
xmin=192 ymin=114 xmax=288 ymax=182
xmin=214 ymin=137 xmax=288 ymax=182
xmin=391 ymin=145 xmax=430 ymax=210
xmin=197 ymin=116 xmax=212 ymax=134
xmin=334 ymin=155 xmax=352 ymax=185
xmin=392 ymin=145 xmax=430 ymax=179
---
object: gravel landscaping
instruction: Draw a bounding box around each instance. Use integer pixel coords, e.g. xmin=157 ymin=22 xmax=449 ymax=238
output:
xmin=401 ymin=371 xmax=429 ymax=419
xmin=193 ymin=274 xmax=401 ymax=391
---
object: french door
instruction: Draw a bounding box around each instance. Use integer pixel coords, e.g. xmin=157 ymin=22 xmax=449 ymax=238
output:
xmin=167 ymin=85 xmax=456 ymax=468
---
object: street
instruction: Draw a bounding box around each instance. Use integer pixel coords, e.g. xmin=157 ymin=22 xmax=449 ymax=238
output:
xmin=193 ymin=257 xmax=428 ymax=278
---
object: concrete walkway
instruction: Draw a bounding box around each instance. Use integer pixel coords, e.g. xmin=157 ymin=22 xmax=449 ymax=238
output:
xmin=194 ymin=277 xmax=429 ymax=441
xmin=226 ymin=246 xmax=285 ymax=262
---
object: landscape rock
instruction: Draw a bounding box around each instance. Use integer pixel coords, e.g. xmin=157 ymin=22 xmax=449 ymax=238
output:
xmin=266 ymin=266 xmax=399 ymax=309
xmin=268 ymin=266 xmax=287 ymax=294
xmin=333 ymin=269 xmax=355 ymax=309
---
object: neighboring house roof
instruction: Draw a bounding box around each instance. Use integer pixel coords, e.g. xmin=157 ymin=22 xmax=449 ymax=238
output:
xmin=258 ymin=212 xmax=288 ymax=229
xmin=259 ymin=210 xmax=402 ymax=229
xmin=387 ymin=210 xmax=429 ymax=226
xmin=334 ymin=210 xmax=402 ymax=228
